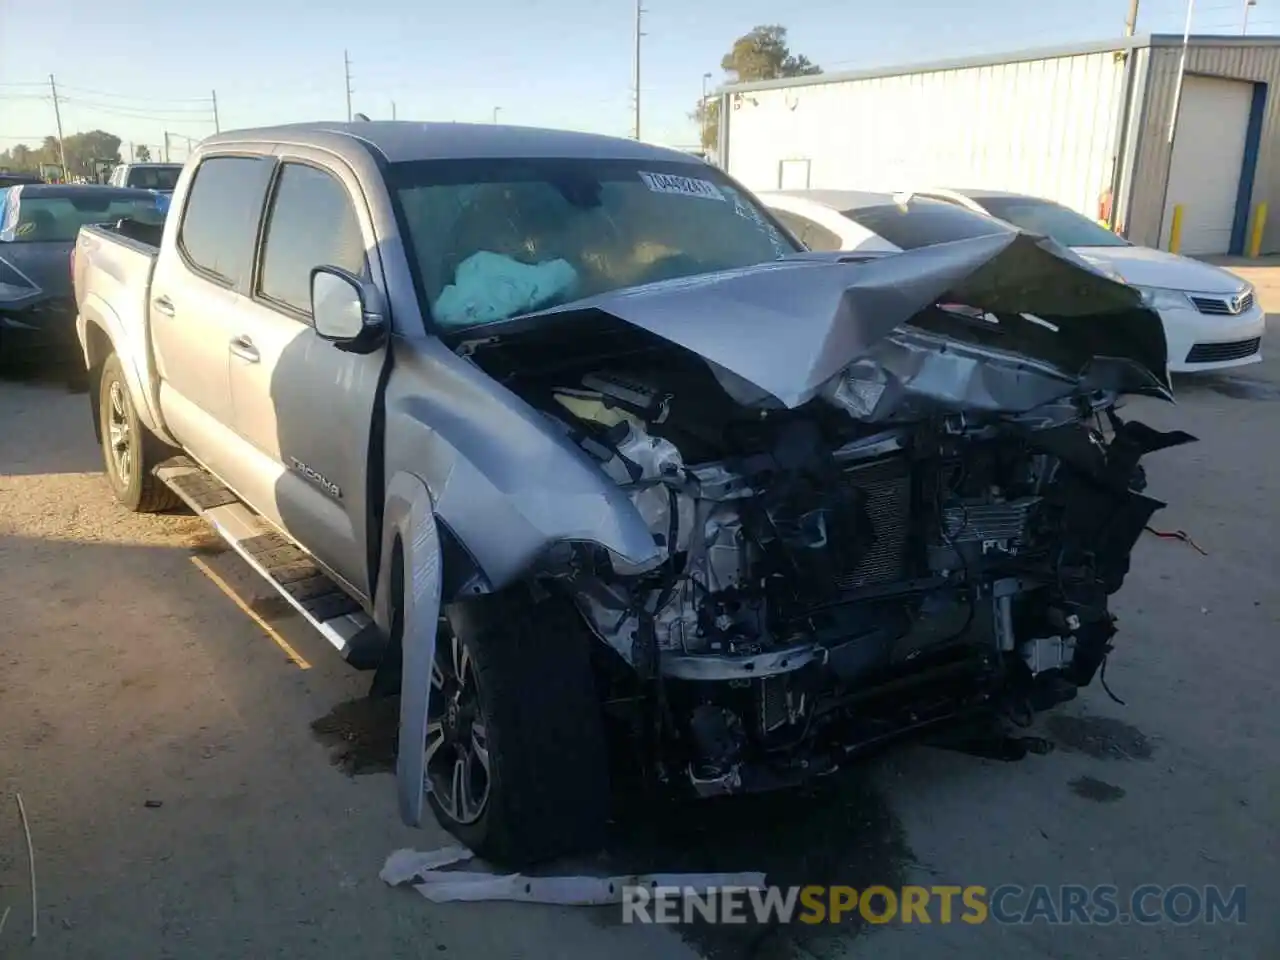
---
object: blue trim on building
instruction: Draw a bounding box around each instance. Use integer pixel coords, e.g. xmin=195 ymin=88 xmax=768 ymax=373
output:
xmin=1230 ymin=81 xmax=1268 ymax=255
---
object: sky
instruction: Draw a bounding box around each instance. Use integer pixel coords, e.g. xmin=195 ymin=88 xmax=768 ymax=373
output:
xmin=2 ymin=0 xmax=1278 ymax=162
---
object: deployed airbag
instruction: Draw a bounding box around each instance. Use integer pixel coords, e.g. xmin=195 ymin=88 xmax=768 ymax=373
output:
xmin=435 ymin=251 xmax=579 ymax=329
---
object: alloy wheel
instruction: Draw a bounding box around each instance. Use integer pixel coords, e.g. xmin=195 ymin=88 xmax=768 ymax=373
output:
xmin=106 ymin=381 xmax=132 ymax=482
xmin=424 ymin=629 xmax=491 ymax=825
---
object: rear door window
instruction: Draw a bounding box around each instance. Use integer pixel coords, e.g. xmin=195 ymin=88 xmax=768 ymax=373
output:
xmin=842 ymin=200 xmax=1009 ymax=250
xmin=178 ymin=156 xmax=274 ymax=288
xmin=256 ymin=162 xmax=366 ymax=319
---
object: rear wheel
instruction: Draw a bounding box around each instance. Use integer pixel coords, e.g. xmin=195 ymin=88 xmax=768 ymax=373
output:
xmin=424 ymin=588 xmax=610 ymax=866
xmin=99 ymin=353 xmax=180 ymax=513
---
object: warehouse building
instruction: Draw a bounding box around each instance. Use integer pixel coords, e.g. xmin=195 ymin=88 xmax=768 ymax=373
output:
xmin=715 ymin=35 xmax=1280 ymax=255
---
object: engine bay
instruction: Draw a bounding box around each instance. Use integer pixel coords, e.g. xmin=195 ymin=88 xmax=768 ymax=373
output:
xmin=508 ymin=349 xmax=1191 ymax=795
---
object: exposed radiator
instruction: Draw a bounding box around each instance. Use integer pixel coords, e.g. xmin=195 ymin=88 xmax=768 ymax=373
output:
xmin=941 ymin=497 xmax=1040 ymax=543
xmin=834 ymin=456 xmax=912 ymax=589
xmin=929 ymin=496 xmax=1040 ymax=571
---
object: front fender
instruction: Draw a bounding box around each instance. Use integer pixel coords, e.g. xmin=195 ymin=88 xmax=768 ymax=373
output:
xmin=376 ymin=471 xmax=443 ymax=829
xmin=385 ymin=338 xmax=663 ymax=593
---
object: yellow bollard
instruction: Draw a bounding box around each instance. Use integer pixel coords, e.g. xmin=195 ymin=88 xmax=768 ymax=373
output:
xmin=1248 ymin=202 xmax=1268 ymax=258
xmin=1168 ymin=205 xmax=1184 ymax=254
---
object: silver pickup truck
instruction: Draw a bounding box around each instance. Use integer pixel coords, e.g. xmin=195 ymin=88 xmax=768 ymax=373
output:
xmin=73 ymin=120 xmax=1192 ymax=866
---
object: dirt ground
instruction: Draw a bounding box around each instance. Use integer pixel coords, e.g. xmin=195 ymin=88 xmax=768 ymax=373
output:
xmin=1 ymin=278 xmax=1277 ymax=958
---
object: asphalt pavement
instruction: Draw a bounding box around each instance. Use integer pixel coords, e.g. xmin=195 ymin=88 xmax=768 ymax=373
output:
xmin=1 ymin=281 xmax=1277 ymax=958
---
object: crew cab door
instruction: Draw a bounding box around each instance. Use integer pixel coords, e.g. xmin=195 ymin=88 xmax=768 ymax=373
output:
xmin=224 ymin=155 xmax=385 ymax=600
xmin=150 ymin=154 xmax=275 ymax=483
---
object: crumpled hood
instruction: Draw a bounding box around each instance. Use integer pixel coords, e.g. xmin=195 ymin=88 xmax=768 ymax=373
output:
xmin=1074 ymin=244 xmax=1245 ymax=294
xmin=517 ymin=231 xmax=1170 ymax=409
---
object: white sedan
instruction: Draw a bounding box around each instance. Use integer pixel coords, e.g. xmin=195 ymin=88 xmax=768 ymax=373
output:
xmin=760 ymin=189 xmax=1265 ymax=373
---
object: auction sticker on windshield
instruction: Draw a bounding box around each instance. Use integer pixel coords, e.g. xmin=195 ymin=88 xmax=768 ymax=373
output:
xmin=638 ymin=171 xmax=725 ymax=201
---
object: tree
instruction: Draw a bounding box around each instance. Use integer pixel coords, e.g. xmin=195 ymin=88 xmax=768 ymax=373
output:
xmin=62 ymin=130 xmax=123 ymax=177
xmin=135 ymin=144 xmax=151 ymax=162
xmin=694 ymin=25 xmax=822 ymax=152
xmin=0 ymin=130 xmax=124 ymax=177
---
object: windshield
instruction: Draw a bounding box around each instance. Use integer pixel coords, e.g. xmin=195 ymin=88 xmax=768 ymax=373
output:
xmin=0 ymin=189 xmax=166 ymax=243
xmin=389 ymin=157 xmax=799 ymax=332
xmin=127 ymin=166 xmax=182 ymax=191
xmin=974 ymin=195 xmax=1128 ymax=248
xmin=842 ymin=199 xmax=1011 ymax=250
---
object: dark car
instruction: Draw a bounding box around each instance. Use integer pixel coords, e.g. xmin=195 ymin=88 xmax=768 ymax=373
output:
xmin=0 ymin=184 xmax=166 ymax=362
xmin=0 ymin=172 xmax=45 ymax=189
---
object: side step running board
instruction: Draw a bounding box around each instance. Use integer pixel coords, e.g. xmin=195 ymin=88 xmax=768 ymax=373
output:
xmin=156 ymin=457 xmax=382 ymax=666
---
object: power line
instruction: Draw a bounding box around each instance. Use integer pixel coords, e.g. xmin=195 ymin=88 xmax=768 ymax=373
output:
xmin=1 ymin=80 xmax=213 ymax=106
xmin=57 ymin=97 xmax=215 ymax=124
xmin=58 ymin=96 xmax=214 ymax=120
xmin=54 ymin=82 xmax=213 ymax=104
xmin=58 ymin=94 xmax=212 ymax=114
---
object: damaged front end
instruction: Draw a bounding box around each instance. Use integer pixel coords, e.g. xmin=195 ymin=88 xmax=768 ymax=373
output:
xmin=462 ymin=232 xmax=1195 ymax=798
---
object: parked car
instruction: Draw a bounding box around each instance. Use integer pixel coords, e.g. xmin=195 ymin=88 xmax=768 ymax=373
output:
xmin=759 ymin=189 xmax=1018 ymax=255
xmin=74 ymin=121 xmax=1188 ymax=866
xmin=1 ymin=183 xmax=165 ymax=361
xmin=0 ymin=172 xmax=45 ymax=188
xmin=107 ymin=162 xmax=184 ymax=194
xmin=907 ymin=189 xmax=1265 ymax=373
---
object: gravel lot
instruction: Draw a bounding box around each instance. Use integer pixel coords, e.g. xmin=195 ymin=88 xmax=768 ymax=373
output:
xmin=1 ymin=274 xmax=1277 ymax=959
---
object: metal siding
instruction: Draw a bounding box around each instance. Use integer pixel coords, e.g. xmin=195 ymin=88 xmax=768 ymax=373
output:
xmin=1129 ymin=44 xmax=1280 ymax=252
xmin=725 ymin=52 xmax=1125 ymax=221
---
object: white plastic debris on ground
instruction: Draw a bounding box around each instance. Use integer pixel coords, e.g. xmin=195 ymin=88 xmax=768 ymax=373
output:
xmin=381 ymin=846 xmax=767 ymax=906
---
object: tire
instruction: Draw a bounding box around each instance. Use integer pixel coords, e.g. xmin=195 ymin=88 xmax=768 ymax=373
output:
xmin=424 ymin=587 xmax=610 ymax=866
xmin=99 ymin=353 xmax=181 ymax=513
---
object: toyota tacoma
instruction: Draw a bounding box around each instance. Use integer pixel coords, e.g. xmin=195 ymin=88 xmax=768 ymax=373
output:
xmin=73 ymin=120 xmax=1192 ymax=865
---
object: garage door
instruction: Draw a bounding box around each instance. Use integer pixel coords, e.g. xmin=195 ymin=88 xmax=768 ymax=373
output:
xmin=1161 ymin=75 xmax=1254 ymax=255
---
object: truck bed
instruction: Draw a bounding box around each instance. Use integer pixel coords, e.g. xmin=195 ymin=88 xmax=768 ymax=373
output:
xmin=75 ymin=221 xmax=161 ymax=322
xmin=73 ymin=222 xmax=165 ymax=426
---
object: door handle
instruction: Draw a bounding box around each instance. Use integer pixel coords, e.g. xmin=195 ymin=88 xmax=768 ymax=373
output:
xmin=152 ymin=295 xmax=175 ymax=317
xmin=229 ymin=335 xmax=260 ymax=363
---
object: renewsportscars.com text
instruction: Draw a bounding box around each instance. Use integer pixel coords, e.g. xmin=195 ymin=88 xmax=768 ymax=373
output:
xmin=621 ymin=884 xmax=1247 ymax=926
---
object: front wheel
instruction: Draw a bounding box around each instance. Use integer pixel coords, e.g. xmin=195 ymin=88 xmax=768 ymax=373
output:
xmin=424 ymin=588 xmax=610 ymax=866
xmin=98 ymin=353 xmax=180 ymax=513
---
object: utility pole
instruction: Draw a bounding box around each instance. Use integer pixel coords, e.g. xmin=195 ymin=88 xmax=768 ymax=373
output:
xmin=632 ymin=0 xmax=644 ymax=139
xmin=48 ymin=74 xmax=67 ymax=180
xmin=1124 ymin=0 xmax=1140 ymax=35
xmin=212 ymin=90 xmax=221 ymax=132
xmin=1243 ymin=0 xmax=1257 ymax=34
xmin=164 ymin=131 xmax=171 ymax=162
xmin=344 ymin=50 xmax=354 ymax=122
xmin=391 ymin=100 xmax=397 ymax=120
xmin=492 ymin=106 xmax=501 ymax=123
xmin=700 ymin=71 xmax=712 ymax=142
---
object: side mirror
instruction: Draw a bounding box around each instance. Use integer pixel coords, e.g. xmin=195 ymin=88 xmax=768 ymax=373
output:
xmin=311 ymin=266 xmax=387 ymax=354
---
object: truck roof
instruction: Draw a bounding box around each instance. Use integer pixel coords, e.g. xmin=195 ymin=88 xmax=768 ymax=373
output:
xmin=201 ymin=120 xmax=710 ymax=166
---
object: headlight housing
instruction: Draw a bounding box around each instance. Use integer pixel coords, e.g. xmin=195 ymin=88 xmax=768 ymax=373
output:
xmin=1133 ymin=286 xmax=1192 ymax=311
